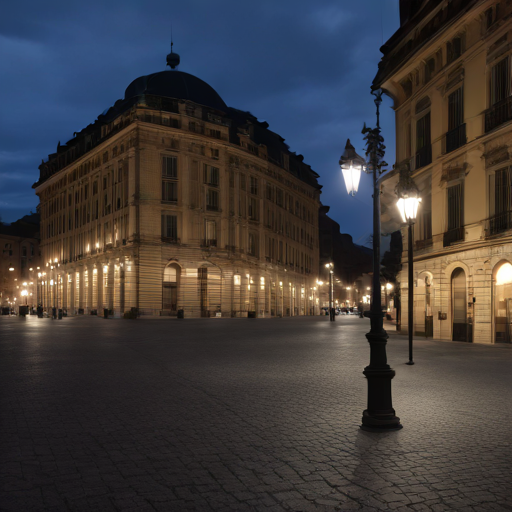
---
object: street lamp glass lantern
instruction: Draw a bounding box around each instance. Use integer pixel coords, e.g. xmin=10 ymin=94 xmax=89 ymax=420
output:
xmin=339 ymin=139 xmax=366 ymax=197
xmin=396 ymin=195 xmax=421 ymax=223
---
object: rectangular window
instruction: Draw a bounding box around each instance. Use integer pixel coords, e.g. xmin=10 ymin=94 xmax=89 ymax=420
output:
xmin=446 ymin=88 xmax=465 ymax=153
xmin=447 ymin=37 xmax=462 ymax=64
xmin=491 ymin=57 xmax=510 ymax=105
xmin=203 ymin=165 xmax=219 ymax=186
xmin=161 ymin=214 xmax=178 ymax=241
xmin=447 ymin=184 xmax=463 ymax=230
xmin=162 ymin=181 xmax=178 ymax=203
xmin=206 ymin=188 xmax=219 ymax=211
xmin=448 ymin=88 xmax=464 ymax=131
xmin=248 ymin=197 xmax=259 ymax=221
xmin=211 ymin=148 xmax=219 ymax=160
xmin=424 ymin=58 xmax=435 ymax=83
xmin=250 ymin=176 xmax=258 ymax=195
xmin=490 ymin=167 xmax=512 ymax=234
xmin=266 ymin=183 xmax=273 ymax=201
xmin=162 ymin=156 xmax=178 ymax=178
xmin=248 ymin=232 xmax=257 ymax=256
xmin=416 ymin=112 xmax=432 ymax=168
xmin=205 ymin=220 xmax=217 ymax=246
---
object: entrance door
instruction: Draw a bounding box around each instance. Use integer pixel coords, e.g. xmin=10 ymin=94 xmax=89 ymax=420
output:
xmin=452 ymin=268 xmax=468 ymax=342
xmin=199 ymin=267 xmax=208 ymax=317
xmin=495 ymin=263 xmax=512 ymax=343
xmin=163 ymin=264 xmax=179 ymax=313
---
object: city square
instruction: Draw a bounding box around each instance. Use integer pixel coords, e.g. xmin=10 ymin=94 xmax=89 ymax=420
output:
xmin=1 ymin=315 xmax=511 ymax=511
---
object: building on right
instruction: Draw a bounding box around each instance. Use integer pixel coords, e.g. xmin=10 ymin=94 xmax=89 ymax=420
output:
xmin=375 ymin=0 xmax=512 ymax=344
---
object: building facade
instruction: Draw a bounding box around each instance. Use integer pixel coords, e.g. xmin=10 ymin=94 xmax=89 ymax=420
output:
xmin=0 ymin=214 xmax=41 ymax=313
xmin=33 ymin=53 xmax=322 ymax=318
xmin=376 ymin=0 xmax=512 ymax=343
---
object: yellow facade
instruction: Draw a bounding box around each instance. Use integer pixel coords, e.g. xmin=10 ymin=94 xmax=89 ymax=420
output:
xmin=34 ymin=65 xmax=321 ymax=318
xmin=377 ymin=0 xmax=512 ymax=343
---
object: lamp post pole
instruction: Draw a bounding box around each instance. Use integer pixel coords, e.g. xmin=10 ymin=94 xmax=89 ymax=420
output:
xmin=407 ymin=222 xmax=414 ymax=365
xmin=339 ymin=90 xmax=402 ymax=432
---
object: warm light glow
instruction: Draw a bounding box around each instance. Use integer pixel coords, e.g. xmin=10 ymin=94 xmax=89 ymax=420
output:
xmin=396 ymin=196 xmax=421 ymax=223
xmin=386 ymin=283 xmax=394 ymax=290
xmin=29 ymin=268 xmax=33 ymax=271
xmin=54 ymin=258 xmax=58 ymax=263
xmin=346 ymin=287 xmax=351 ymax=290
xmin=20 ymin=290 xmax=28 ymax=297
xmin=50 ymin=280 xmax=54 ymax=286
xmin=93 ymin=268 xmax=98 ymax=274
xmin=103 ymin=266 xmax=108 ymax=273
xmin=341 ymin=165 xmax=361 ymax=196
xmin=234 ymin=274 xmax=241 ymax=285
xmin=38 ymin=273 xmax=41 ymax=278
xmin=22 ymin=282 xmax=27 ymax=286
xmin=96 ymin=242 xmax=99 ymax=248
xmin=279 ymin=281 xmax=283 ymax=287
xmin=9 ymin=266 xmax=14 ymax=271
xmin=317 ymin=281 xmax=323 ymax=285
xmin=496 ymin=263 xmax=512 ymax=285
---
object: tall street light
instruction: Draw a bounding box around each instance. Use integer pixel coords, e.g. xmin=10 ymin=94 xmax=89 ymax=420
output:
xmin=396 ymin=166 xmax=421 ymax=365
xmin=325 ymin=263 xmax=335 ymax=321
xmin=339 ymin=89 xmax=402 ymax=432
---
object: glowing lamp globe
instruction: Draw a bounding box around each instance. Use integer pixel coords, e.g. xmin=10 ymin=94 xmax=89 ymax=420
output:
xmin=339 ymin=139 xmax=366 ymax=197
xmin=396 ymin=195 xmax=421 ymax=223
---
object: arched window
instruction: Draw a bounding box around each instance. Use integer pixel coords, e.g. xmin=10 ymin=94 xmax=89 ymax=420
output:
xmin=163 ymin=264 xmax=180 ymax=312
xmin=495 ymin=262 xmax=512 ymax=343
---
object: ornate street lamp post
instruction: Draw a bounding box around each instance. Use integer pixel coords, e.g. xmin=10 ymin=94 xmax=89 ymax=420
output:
xmin=340 ymin=90 xmax=402 ymax=431
xmin=396 ymin=167 xmax=421 ymax=365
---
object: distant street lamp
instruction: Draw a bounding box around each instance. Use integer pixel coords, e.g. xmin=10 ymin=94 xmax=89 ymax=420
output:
xmin=395 ymin=166 xmax=421 ymax=365
xmin=325 ymin=263 xmax=335 ymax=321
xmin=340 ymin=89 xmax=402 ymax=431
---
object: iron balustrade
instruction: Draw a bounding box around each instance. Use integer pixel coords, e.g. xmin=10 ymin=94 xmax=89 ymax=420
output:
xmin=415 ymin=145 xmax=432 ymax=169
xmin=485 ymin=96 xmax=512 ymax=132
xmin=445 ymin=123 xmax=466 ymax=153
xmin=443 ymin=227 xmax=464 ymax=247
xmin=488 ymin=211 xmax=512 ymax=235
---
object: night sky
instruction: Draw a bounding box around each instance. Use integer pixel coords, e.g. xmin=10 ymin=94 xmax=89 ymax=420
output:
xmin=1 ymin=0 xmax=399 ymax=247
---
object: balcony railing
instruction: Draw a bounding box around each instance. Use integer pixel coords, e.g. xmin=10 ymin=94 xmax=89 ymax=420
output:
xmin=443 ymin=227 xmax=464 ymax=247
xmin=415 ymin=145 xmax=432 ymax=169
xmin=445 ymin=123 xmax=466 ymax=154
xmin=488 ymin=211 xmax=512 ymax=236
xmin=485 ymin=96 xmax=512 ymax=132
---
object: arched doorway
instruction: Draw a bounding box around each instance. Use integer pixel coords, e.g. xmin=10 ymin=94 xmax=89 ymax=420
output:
xmin=451 ymin=268 xmax=469 ymax=342
xmin=163 ymin=263 xmax=180 ymax=313
xmin=495 ymin=262 xmax=512 ymax=343
xmin=414 ymin=275 xmax=433 ymax=337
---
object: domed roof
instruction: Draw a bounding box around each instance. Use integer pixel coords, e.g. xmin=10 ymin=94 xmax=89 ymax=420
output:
xmin=124 ymin=70 xmax=228 ymax=113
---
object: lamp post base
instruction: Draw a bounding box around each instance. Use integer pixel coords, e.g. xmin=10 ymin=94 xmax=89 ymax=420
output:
xmin=361 ymin=409 xmax=403 ymax=432
xmin=406 ymin=361 xmax=415 ymax=365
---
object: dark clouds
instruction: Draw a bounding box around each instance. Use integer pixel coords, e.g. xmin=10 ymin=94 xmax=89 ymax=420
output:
xmin=1 ymin=0 xmax=399 ymax=245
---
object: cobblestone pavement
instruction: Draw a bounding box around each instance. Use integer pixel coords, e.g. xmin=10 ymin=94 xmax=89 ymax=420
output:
xmin=1 ymin=315 xmax=511 ymax=512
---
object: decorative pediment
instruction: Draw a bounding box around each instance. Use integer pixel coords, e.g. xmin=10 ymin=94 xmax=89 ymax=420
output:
xmin=441 ymin=162 xmax=467 ymax=183
xmin=484 ymin=145 xmax=510 ymax=167
xmin=415 ymin=96 xmax=431 ymax=114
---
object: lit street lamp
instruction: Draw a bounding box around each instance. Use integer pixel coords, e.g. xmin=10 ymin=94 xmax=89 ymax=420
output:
xmin=395 ymin=166 xmax=421 ymax=365
xmin=325 ymin=263 xmax=335 ymax=321
xmin=339 ymin=89 xmax=402 ymax=431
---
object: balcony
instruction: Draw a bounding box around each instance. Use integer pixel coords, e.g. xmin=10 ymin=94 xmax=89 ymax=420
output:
xmin=444 ymin=124 xmax=466 ymax=154
xmin=443 ymin=227 xmax=464 ymax=247
xmin=485 ymin=96 xmax=512 ymax=132
xmin=415 ymin=145 xmax=432 ymax=170
xmin=488 ymin=211 xmax=512 ymax=236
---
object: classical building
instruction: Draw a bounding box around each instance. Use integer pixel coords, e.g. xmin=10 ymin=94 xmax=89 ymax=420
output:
xmin=0 ymin=213 xmax=41 ymax=312
xmin=33 ymin=51 xmax=322 ymax=318
xmin=375 ymin=0 xmax=512 ymax=343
